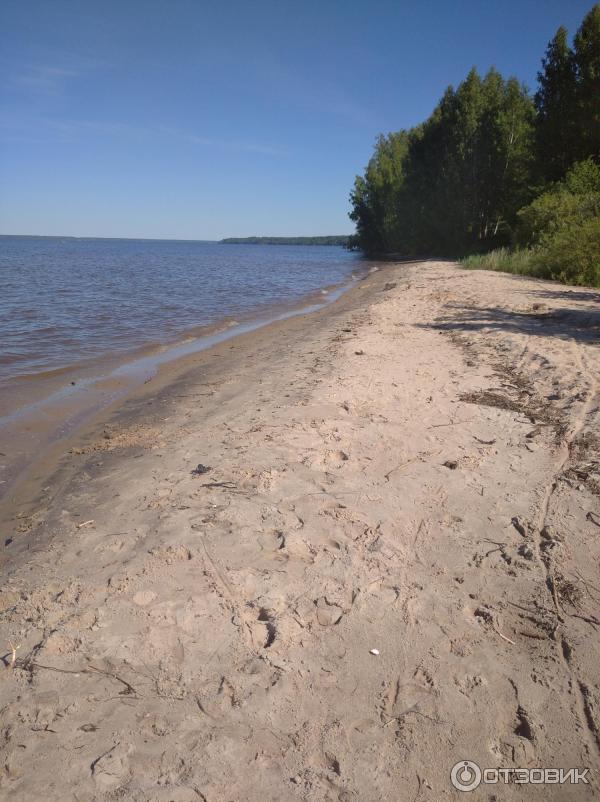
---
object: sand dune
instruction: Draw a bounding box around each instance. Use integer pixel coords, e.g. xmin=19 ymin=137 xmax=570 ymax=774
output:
xmin=1 ymin=261 xmax=599 ymax=800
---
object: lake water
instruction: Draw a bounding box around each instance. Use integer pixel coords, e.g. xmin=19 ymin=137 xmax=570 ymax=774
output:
xmin=0 ymin=236 xmax=363 ymax=383
xmin=0 ymin=236 xmax=368 ymax=499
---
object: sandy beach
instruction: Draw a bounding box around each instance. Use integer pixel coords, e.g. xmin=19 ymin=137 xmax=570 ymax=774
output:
xmin=1 ymin=260 xmax=600 ymax=800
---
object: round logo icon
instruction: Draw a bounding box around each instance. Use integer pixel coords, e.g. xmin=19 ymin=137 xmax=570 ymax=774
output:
xmin=451 ymin=760 xmax=482 ymax=792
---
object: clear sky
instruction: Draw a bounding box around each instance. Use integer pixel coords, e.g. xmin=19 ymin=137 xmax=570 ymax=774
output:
xmin=0 ymin=0 xmax=594 ymax=240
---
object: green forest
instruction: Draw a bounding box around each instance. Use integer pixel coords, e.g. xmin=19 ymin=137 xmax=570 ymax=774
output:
xmin=349 ymin=4 xmax=600 ymax=286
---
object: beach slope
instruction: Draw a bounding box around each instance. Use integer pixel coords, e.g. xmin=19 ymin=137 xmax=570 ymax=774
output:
xmin=1 ymin=261 xmax=599 ymax=800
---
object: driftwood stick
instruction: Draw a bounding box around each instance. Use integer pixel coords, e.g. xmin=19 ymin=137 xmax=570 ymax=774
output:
xmin=17 ymin=658 xmax=139 ymax=696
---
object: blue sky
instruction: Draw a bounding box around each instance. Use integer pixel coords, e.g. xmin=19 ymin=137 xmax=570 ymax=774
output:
xmin=0 ymin=0 xmax=594 ymax=239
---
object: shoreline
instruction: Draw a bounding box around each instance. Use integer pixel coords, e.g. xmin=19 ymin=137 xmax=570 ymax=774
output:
xmin=0 ymin=270 xmax=368 ymax=509
xmin=0 ymin=264 xmax=385 ymax=553
xmin=1 ymin=260 xmax=600 ymax=800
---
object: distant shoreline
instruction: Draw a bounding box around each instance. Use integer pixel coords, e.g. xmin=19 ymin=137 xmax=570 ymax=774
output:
xmin=221 ymin=235 xmax=349 ymax=246
xmin=0 ymin=234 xmax=352 ymax=246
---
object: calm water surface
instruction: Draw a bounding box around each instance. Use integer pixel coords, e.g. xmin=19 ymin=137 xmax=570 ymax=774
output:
xmin=0 ymin=237 xmax=362 ymax=383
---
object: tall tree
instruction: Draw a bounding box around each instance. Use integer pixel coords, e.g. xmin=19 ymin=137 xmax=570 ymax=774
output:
xmin=349 ymin=131 xmax=410 ymax=253
xmin=573 ymin=4 xmax=600 ymax=162
xmin=492 ymin=77 xmax=536 ymax=234
xmin=401 ymin=69 xmax=534 ymax=253
xmin=535 ymin=26 xmax=577 ymax=182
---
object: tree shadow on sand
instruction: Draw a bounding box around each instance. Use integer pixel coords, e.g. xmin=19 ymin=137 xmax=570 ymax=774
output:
xmin=418 ymin=298 xmax=600 ymax=346
xmin=525 ymin=286 xmax=600 ymax=305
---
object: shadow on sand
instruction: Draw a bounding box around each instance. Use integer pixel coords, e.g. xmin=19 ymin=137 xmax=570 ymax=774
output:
xmin=418 ymin=277 xmax=600 ymax=346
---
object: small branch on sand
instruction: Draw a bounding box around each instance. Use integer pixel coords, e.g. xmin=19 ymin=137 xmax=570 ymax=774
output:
xmin=91 ymin=743 xmax=120 ymax=776
xmin=384 ymin=458 xmax=418 ymax=481
xmin=574 ymin=569 xmax=600 ymax=602
xmin=586 ymin=511 xmax=600 ymax=528
xmin=384 ymin=450 xmax=440 ymax=482
xmin=477 ymin=607 xmax=516 ymax=645
xmin=429 ymin=418 xmax=475 ymax=429
xmin=494 ymin=627 xmax=516 ymax=645
xmin=548 ymin=571 xmax=565 ymax=622
xmin=413 ymin=519 xmax=426 ymax=548
xmin=14 ymin=657 xmax=139 ymax=696
xmin=76 ymin=520 xmax=94 ymax=529
xmin=86 ymin=664 xmax=137 ymax=696
xmin=382 ymin=709 xmax=443 ymax=728
xmin=6 ymin=641 xmax=20 ymax=669
xmin=572 ymin=613 xmax=600 ymax=629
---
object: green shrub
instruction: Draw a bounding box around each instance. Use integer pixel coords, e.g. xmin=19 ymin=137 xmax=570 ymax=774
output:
xmin=534 ymin=216 xmax=600 ymax=285
xmin=518 ymin=160 xmax=600 ymax=285
xmin=518 ymin=159 xmax=600 ymax=246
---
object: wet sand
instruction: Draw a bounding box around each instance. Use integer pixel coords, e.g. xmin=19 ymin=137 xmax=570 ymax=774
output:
xmin=0 ymin=278 xmax=358 ymax=508
xmin=1 ymin=261 xmax=600 ymax=800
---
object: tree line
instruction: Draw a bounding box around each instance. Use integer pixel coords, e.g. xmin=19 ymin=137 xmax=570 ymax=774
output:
xmin=349 ymin=5 xmax=600 ymax=285
xmin=221 ymin=236 xmax=349 ymax=246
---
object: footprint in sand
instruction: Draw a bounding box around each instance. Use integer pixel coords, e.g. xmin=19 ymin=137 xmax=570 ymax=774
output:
xmin=315 ymin=596 xmax=344 ymax=626
xmin=243 ymin=602 xmax=278 ymax=649
xmin=91 ymin=741 xmax=134 ymax=790
xmin=303 ymin=449 xmax=350 ymax=471
xmin=132 ymin=589 xmax=157 ymax=606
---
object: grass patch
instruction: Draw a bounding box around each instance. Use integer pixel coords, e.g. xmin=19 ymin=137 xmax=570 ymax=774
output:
xmin=460 ymin=247 xmax=542 ymax=277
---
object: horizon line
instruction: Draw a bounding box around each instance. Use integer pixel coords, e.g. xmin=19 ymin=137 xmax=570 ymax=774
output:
xmin=0 ymin=232 xmax=353 ymax=243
